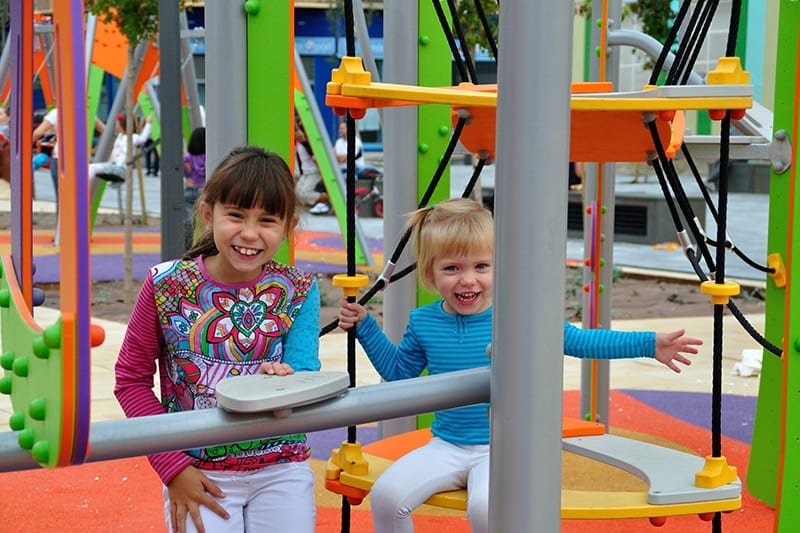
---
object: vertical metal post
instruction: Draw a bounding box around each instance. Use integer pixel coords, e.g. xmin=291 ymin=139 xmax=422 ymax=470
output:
xmin=379 ymin=0 xmax=420 ymax=438
xmin=579 ymin=0 xmax=622 ymax=425
xmin=491 ymin=0 xmax=572 ymax=530
xmin=205 ymin=0 xmax=248 ymax=173
xmin=158 ymin=0 xmax=186 ymax=260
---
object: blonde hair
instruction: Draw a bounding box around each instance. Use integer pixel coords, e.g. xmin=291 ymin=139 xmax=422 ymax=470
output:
xmin=407 ymin=198 xmax=494 ymax=291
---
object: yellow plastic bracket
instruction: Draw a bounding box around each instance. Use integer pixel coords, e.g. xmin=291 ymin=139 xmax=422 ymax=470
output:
xmin=706 ymin=57 xmax=750 ymax=85
xmin=767 ymin=253 xmax=787 ymax=288
xmin=332 ymin=273 xmax=370 ymax=298
xmin=695 ymin=455 xmax=738 ymax=488
xmin=326 ymin=56 xmax=372 ymax=96
xmin=700 ymin=280 xmax=740 ymax=305
xmin=328 ymin=441 xmax=369 ymax=476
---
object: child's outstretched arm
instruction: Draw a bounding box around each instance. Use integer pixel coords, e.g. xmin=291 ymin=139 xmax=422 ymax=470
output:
xmin=338 ymin=297 xmax=368 ymax=331
xmin=654 ymin=329 xmax=702 ymax=373
xmin=167 ymin=465 xmax=229 ymax=533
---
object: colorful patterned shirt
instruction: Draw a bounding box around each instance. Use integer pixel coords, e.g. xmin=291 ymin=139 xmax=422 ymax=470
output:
xmin=115 ymin=256 xmax=321 ymax=484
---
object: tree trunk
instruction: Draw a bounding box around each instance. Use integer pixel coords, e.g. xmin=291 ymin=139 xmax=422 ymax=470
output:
xmin=124 ymin=46 xmax=135 ymax=303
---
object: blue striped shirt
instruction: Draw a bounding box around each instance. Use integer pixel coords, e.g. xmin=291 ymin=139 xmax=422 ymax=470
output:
xmin=355 ymin=301 xmax=655 ymax=445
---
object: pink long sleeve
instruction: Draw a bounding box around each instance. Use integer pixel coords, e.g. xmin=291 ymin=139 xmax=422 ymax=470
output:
xmin=114 ymin=275 xmax=193 ymax=484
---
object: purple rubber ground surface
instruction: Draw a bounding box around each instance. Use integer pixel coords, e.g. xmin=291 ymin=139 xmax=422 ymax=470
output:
xmin=307 ymin=426 xmax=378 ymax=460
xmin=621 ymin=389 xmax=756 ymax=444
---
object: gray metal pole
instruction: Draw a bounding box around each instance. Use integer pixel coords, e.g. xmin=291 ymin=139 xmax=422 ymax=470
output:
xmin=379 ymin=0 xmax=420 ymax=439
xmin=0 ymin=30 xmax=9 ymax=92
xmin=352 ymin=0 xmax=383 ymax=126
xmin=159 ymin=1 xmax=186 ymax=260
xmin=179 ymin=11 xmax=204 ymax=131
xmin=205 ymin=0 xmax=247 ymax=172
xmin=491 ymin=0 xmax=572 ymax=530
xmin=0 ymin=368 xmax=490 ymax=472
xmin=580 ymin=0 xmax=623 ymax=425
xmin=607 ymin=29 xmax=704 ymax=85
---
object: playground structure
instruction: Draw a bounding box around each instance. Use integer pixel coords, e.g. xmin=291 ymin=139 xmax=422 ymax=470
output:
xmin=0 ymin=1 xmax=797 ymax=532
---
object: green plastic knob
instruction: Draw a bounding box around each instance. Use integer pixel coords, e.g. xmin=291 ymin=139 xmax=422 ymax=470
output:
xmin=32 ymin=336 xmax=50 ymax=359
xmin=243 ymin=0 xmax=260 ymax=15
xmin=31 ymin=440 xmax=50 ymax=464
xmin=0 ymin=376 xmax=11 ymax=395
xmin=419 ymin=35 xmax=430 ymax=46
xmin=438 ymin=125 xmax=449 ymax=136
xmin=599 ymin=258 xmax=606 ymax=267
xmin=595 ymin=46 xmax=601 ymax=57
xmin=418 ymin=143 xmax=429 ymax=154
xmin=9 ymin=411 xmax=25 ymax=431
xmin=43 ymin=323 xmax=62 ymax=349
xmin=18 ymin=428 xmax=34 ymax=449
xmin=0 ymin=288 xmax=9 ymax=308
xmin=29 ymin=397 xmax=46 ymax=421
xmin=0 ymin=351 xmax=14 ymax=370
xmin=12 ymin=356 xmax=28 ymax=377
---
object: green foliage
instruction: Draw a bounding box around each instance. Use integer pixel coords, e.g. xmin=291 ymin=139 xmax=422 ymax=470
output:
xmin=84 ymin=0 xmax=162 ymax=47
xmin=628 ymin=0 xmax=674 ymax=45
xmin=454 ymin=0 xmax=498 ymax=53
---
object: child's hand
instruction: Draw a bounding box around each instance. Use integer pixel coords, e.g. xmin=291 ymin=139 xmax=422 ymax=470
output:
xmin=259 ymin=362 xmax=295 ymax=376
xmin=654 ymin=329 xmax=702 ymax=373
xmin=167 ymin=465 xmax=229 ymax=533
xmin=338 ymin=297 xmax=367 ymax=331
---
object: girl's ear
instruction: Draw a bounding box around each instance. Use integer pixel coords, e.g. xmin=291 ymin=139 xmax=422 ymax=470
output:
xmin=198 ymin=201 xmax=213 ymax=225
xmin=286 ymin=214 xmax=299 ymax=237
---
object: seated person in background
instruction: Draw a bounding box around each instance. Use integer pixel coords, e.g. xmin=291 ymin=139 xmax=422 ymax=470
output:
xmin=0 ymin=104 xmax=10 ymax=138
xmin=568 ymin=161 xmax=584 ymax=191
xmin=295 ymin=121 xmax=330 ymax=215
xmin=89 ymin=112 xmax=152 ymax=184
xmin=0 ymin=104 xmax=9 ymax=182
xmin=183 ymin=126 xmax=206 ymax=248
xmin=334 ymin=120 xmax=364 ymax=173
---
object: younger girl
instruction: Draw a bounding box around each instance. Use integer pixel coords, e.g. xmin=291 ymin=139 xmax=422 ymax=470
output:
xmin=116 ymin=146 xmax=320 ymax=533
xmin=338 ymin=197 xmax=701 ymax=533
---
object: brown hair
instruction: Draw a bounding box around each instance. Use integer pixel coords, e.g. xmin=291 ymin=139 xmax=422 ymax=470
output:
xmin=407 ymin=198 xmax=494 ymax=291
xmin=183 ymin=146 xmax=298 ymax=259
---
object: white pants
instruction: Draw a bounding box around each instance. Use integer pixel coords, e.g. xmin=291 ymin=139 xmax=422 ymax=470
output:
xmin=296 ymin=170 xmax=324 ymax=206
xmin=163 ymin=461 xmax=316 ymax=533
xmin=371 ymin=437 xmax=489 ymax=533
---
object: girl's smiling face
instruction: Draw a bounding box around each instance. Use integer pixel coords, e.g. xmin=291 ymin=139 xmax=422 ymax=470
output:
xmin=431 ymin=251 xmax=493 ymax=315
xmin=200 ymin=201 xmax=292 ymax=284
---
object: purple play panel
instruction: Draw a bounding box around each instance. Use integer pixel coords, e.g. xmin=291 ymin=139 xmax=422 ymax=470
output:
xmin=621 ymin=389 xmax=756 ymax=444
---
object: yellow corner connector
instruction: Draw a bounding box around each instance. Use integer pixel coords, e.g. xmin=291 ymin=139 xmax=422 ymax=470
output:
xmin=332 ymin=273 xmax=370 ymax=298
xmin=700 ymin=280 xmax=740 ymax=305
xmin=767 ymin=253 xmax=787 ymax=288
xmin=706 ymin=57 xmax=750 ymax=85
xmin=326 ymin=56 xmax=372 ymax=96
xmin=325 ymin=460 xmax=342 ymax=480
xmin=328 ymin=441 xmax=369 ymax=476
xmin=695 ymin=455 xmax=738 ymax=488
